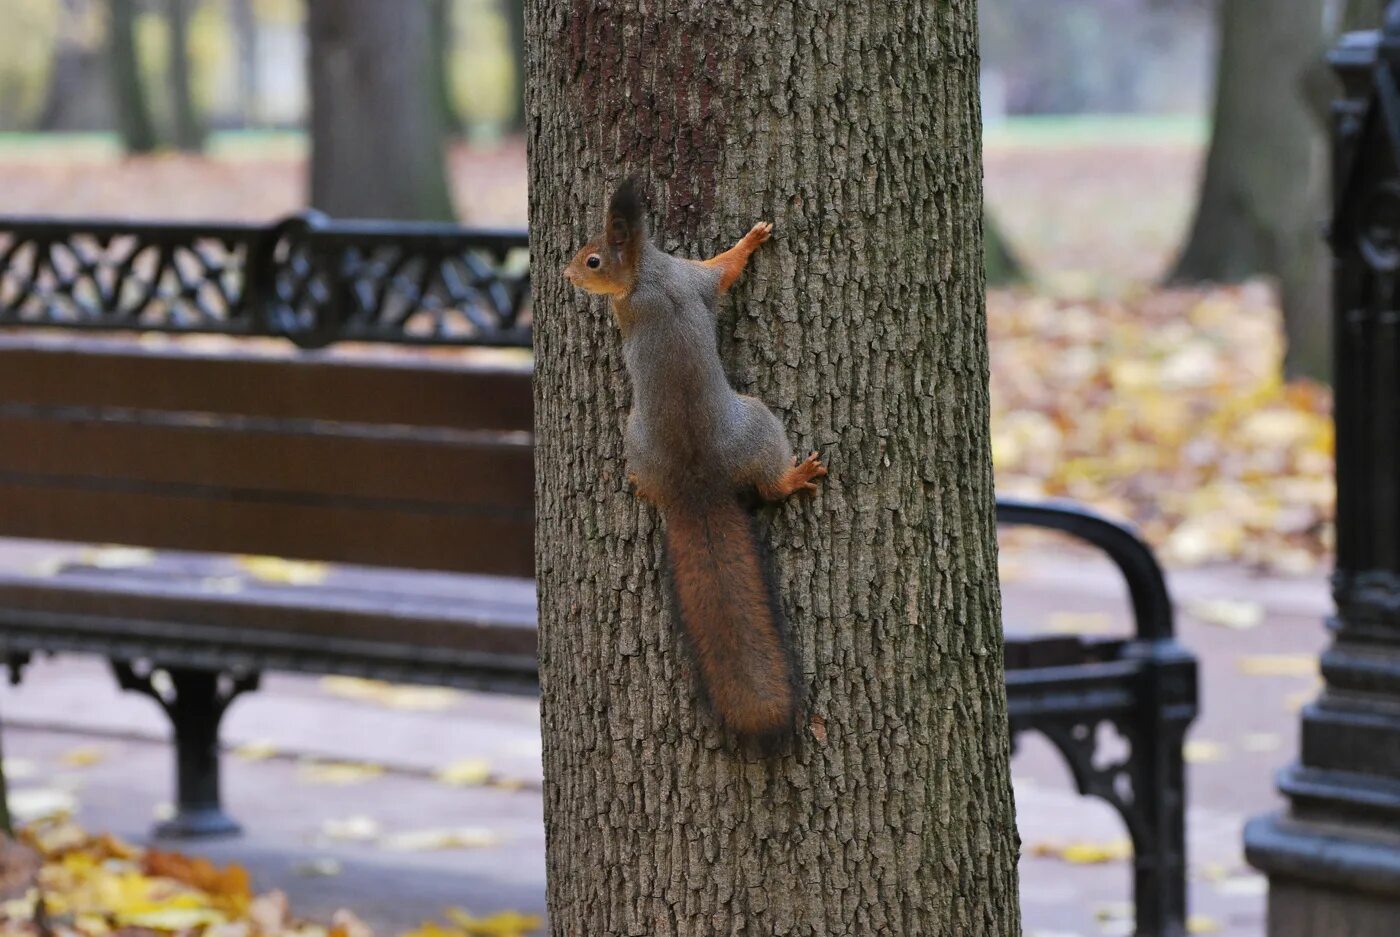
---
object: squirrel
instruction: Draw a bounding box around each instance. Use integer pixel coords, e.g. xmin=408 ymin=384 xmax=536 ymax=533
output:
xmin=563 ymin=178 xmax=826 ymax=744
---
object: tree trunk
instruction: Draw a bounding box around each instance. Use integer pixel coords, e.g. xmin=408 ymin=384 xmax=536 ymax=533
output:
xmin=230 ymin=0 xmax=258 ymax=127
xmin=38 ymin=0 xmax=109 ymax=133
xmin=108 ymin=0 xmax=159 ymax=154
xmin=1168 ymin=0 xmax=1330 ymax=381
xmin=502 ymin=0 xmax=525 ymax=132
xmin=1344 ymin=0 xmax=1386 ymax=30
xmin=306 ymin=0 xmax=455 ymax=221
xmin=985 ymin=210 xmax=1025 ymax=286
xmin=166 ymin=0 xmax=204 ymax=152
xmin=527 ymin=3 xmax=1020 ymax=935
xmin=428 ymin=0 xmax=461 ymax=135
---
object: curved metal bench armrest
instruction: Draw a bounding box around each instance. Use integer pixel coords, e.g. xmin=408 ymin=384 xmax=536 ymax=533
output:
xmin=995 ymin=497 xmax=1175 ymax=642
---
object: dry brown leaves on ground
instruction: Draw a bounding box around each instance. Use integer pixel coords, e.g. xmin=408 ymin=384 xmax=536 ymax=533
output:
xmin=989 ymin=282 xmax=1333 ymax=574
xmin=0 ymin=820 xmax=540 ymax=937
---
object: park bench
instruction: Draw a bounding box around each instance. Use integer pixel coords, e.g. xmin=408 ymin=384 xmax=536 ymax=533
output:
xmin=0 ymin=214 xmax=1195 ymax=937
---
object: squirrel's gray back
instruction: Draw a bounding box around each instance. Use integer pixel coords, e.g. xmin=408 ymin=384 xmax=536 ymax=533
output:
xmin=621 ymin=244 xmax=734 ymax=460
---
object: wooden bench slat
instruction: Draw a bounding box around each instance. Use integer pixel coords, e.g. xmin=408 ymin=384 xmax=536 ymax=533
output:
xmin=0 ymin=337 xmax=533 ymax=433
xmin=0 ymin=480 xmax=534 ymax=577
xmin=0 ymin=567 xmax=537 ymax=657
xmin=0 ymin=411 xmax=533 ymax=511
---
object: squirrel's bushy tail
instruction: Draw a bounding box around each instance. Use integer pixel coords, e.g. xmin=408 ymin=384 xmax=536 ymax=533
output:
xmin=663 ymin=497 xmax=798 ymax=742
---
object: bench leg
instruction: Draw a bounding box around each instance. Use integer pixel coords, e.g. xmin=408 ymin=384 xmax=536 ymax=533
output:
xmin=1038 ymin=714 xmax=1189 ymax=937
xmin=111 ymin=662 xmax=260 ymax=840
xmin=1131 ymin=716 xmax=1188 ymax=937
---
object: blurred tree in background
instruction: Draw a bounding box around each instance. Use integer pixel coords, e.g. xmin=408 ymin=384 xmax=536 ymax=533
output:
xmin=37 ymin=1 xmax=106 ymax=132
xmin=109 ymin=0 xmax=158 ymax=152
xmin=1167 ymin=0 xmax=1382 ymax=383
xmin=166 ymin=0 xmax=205 ymax=151
xmin=307 ymin=0 xmax=455 ymax=220
xmin=985 ymin=210 xmax=1025 ymax=286
xmin=1168 ymin=0 xmax=1329 ymax=381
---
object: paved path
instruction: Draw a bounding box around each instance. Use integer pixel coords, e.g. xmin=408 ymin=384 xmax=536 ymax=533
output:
xmin=0 ymin=550 xmax=1329 ymax=936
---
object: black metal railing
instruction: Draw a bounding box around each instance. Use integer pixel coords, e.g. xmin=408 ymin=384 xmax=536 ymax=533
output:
xmin=0 ymin=213 xmax=531 ymax=349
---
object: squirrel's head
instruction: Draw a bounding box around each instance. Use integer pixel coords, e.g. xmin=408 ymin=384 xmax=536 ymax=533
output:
xmin=563 ymin=177 xmax=647 ymax=297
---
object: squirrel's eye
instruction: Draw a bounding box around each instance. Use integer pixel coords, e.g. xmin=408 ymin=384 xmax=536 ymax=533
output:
xmin=586 ymin=254 xmax=601 ymax=269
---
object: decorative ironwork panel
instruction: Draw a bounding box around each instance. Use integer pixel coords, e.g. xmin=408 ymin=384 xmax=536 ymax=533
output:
xmin=268 ymin=215 xmax=532 ymax=348
xmin=0 ymin=214 xmax=531 ymax=348
xmin=0 ymin=220 xmax=266 ymax=335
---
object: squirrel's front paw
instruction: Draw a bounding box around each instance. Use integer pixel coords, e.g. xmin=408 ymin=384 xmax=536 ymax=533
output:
xmin=792 ymin=451 xmax=827 ymax=492
xmin=746 ymin=221 xmax=774 ymax=246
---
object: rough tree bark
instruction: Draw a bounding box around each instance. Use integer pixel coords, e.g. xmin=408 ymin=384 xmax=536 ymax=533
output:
xmin=527 ymin=2 xmax=1020 ymax=935
xmin=108 ymin=0 xmax=158 ymax=154
xmin=306 ymin=0 xmax=455 ymax=221
xmin=165 ymin=0 xmax=204 ymax=152
xmin=1168 ymin=0 xmax=1330 ymax=381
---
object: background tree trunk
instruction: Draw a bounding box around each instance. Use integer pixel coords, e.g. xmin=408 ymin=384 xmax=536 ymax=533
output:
xmin=108 ymin=0 xmax=159 ymax=154
xmin=38 ymin=0 xmax=109 ymax=133
xmin=985 ymin=210 xmax=1025 ymax=286
xmin=165 ymin=0 xmax=204 ymax=152
xmin=527 ymin=3 xmax=1020 ymax=935
xmin=502 ymin=0 xmax=525 ymax=132
xmin=307 ymin=0 xmax=455 ymax=221
xmin=1168 ymin=0 xmax=1330 ymax=381
xmin=230 ymin=0 xmax=258 ymax=128
xmin=428 ymin=0 xmax=461 ymax=135
xmin=1344 ymin=0 xmax=1386 ymax=30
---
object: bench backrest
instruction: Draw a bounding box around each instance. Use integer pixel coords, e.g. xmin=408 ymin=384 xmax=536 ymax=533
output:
xmin=0 ymin=336 xmax=534 ymax=577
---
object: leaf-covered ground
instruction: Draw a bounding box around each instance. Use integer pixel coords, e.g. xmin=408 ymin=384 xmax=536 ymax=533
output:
xmin=989 ymin=283 xmax=1332 ymax=574
xmin=0 ymin=818 xmax=540 ymax=937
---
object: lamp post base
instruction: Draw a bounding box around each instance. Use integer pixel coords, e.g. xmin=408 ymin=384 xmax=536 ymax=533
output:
xmin=1246 ymin=812 xmax=1400 ymax=937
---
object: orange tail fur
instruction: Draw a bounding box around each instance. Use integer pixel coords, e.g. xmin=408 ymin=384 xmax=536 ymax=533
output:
xmin=663 ymin=497 xmax=798 ymax=742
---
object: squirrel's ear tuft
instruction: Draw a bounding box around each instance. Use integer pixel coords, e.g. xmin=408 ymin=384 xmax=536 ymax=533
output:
xmin=606 ymin=177 xmax=646 ymax=249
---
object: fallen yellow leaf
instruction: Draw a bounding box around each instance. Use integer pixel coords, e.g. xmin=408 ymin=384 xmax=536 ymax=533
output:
xmin=1184 ymin=740 xmax=1228 ymax=764
xmin=434 ymin=759 xmax=492 ymax=787
xmin=446 ymin=907 xmax=544 ymax=936
xmin=1187 ymin=598 xmax=1264 ymax=630
xmin=1236 ymin=655 xmax=1318 ymax=678
xmin=379 ymin=827 xmax=503 ymax=852
xmin=232 ymin=740 xmax=280 ymax=762
xmin=1028 ymin=839 xmax=1132 ymax=864
xmin=297 ymin=761 xmax=385 ymax=786
xmin=60 ymin=746 xmax=106 ymax=768
xmin=79 ymin=546 xmax=155 ymax=569
xmin=236 ymin=555 xmax=328 ymax=586
xmin=319 ymin=676 xmax=460 ymax=711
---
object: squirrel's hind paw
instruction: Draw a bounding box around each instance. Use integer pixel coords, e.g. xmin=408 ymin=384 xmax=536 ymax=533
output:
xmin=760 ymin=451 xmax=827 ymax=500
